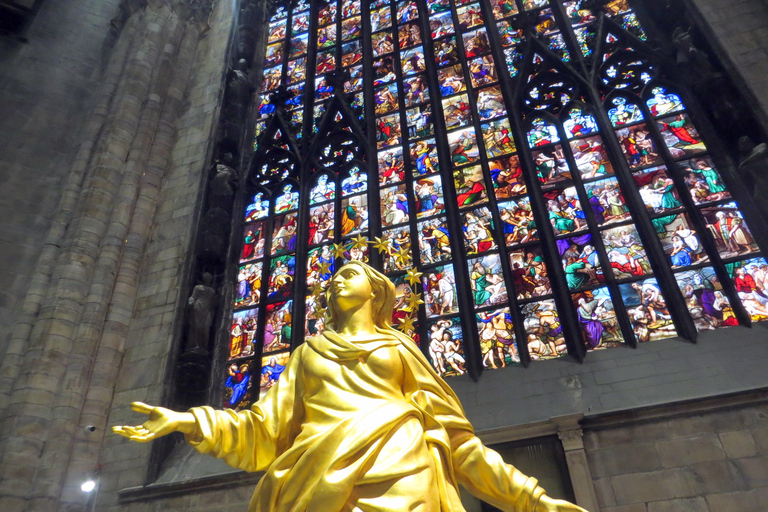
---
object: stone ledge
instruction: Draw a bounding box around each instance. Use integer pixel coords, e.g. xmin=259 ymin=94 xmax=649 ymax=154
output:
xmin=118 ymin=469 xmax=260 ymax=503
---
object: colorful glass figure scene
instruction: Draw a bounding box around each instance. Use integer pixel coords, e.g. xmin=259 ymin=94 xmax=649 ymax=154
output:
xmin=234 ymin=0 xmax=766 ymax=396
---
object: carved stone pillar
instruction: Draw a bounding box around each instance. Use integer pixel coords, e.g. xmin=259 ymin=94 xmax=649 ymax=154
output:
xmin=0 ymin=0 xmax=215 ymax=510
xmin=553 ymin=415 xmax=600 ymax=512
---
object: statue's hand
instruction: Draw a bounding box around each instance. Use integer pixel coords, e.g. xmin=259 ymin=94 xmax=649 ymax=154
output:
xmin=537 ymin=495 xmax=590 ymax=512
xmin=112 ymin=402 xmax=196 ymax=442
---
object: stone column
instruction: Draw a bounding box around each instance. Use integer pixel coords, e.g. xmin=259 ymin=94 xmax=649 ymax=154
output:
xmin=0 ymin=1 xmax=215 ymax=510
xmin=553 ymin=415 xmax=600 ymax=512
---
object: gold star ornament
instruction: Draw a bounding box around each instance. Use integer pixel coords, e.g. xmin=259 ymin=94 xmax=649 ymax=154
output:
xmin=372 ymin=237 xmax=392 ymax=254
xmin=397 ymin=314 xmax=416 ymax=333
xmin=405 ymin=292 xmax=425 ymax=312
xmin=331 ymin=242 xmax=347 ymax=259
xmin=405 ymin=268 xmax=423 ymax=286
xmin=350 ymin=234 xmax=370 ymax=250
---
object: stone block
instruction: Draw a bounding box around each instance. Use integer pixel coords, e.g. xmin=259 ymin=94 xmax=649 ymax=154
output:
xmin=752 ymin=426 xmax=768 ymax=454
xmin=686 ymin=459 xmax=747 ymax=494
xmin=719 ymin=430 xmax=758 ymax=459
xmin=706 ymin=489 xmax=764 ymax=512
xmin=657 ymin=435 xmax=726 ymax=468
xmin=587 ymin=442 xmax=661 ymax=478
xmin=734 ymin=455 xmax=768 ymax=487
xmin=601 ymin=505 xmax=647 ymax=512
xmin=611 ymin=468 xmax=699 ymax=504
xmin=584 ymin=422 xmax=669 ymax=451
xmin=593 ymin=477 xmax=616 ymax=507
xmin=647 ymin=497 xmax=709 ymax=512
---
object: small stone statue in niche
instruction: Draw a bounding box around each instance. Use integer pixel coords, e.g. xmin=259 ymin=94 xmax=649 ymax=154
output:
xmin=226 ymin=58 xmax=255 ymax=120
xmin=209 ymin=152 xmax=239 ymax=211
xmin=184 ymin=272 xmax=216 ymax=355
xmin=115 ymin=261 xmax=588 ymax=512
xmin=739 ymin=136 xmax=768 ymax=204
xmin=672 ymin=27 xmax=716 ymax=85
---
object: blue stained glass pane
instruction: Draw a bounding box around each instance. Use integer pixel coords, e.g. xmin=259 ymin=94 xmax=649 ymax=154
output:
xmin=260 ymin=352 xmax=290 ymax=398
xmin=607 ymin=96 xmax=644 ymax=126
xmin=225 ymin=361 xmax=257 ymax=410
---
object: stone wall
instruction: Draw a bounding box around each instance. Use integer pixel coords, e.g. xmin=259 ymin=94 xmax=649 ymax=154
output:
xmin=451 ymin=324 xmax=768 ymax=433
xmin=97 ymin=0 xmax=237 ymax=510
xmin=0 ymin=0 xmax=121 ymax=370
xmin=1 ymin=0 xmax=768 ymax=511
xmin=587 ymin=401 xmax=768 ymax=512
xmin=0 ymin=0 xmax=235 ymax=509
xmin=691 ymin=0 xmax=768 ymax=122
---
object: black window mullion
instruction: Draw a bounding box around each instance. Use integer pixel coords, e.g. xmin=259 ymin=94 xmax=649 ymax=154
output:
xmin=361 ymin=0 xmax=385 ymax=270
xmin=445 ymin=0 xmax=511 ymax=376
xmin=335 ymin=2 xmax=343 ymax=75
xmin=630 ymin=97 xmax=753 ymax=328
xmin=462 ymin=0 xmax=539 ymax=365
xmin=583 ymin=93 xmax=699 ymax=342
xmin=503 ymin=50 xmax=586 ymax=360
xmin=301 ymin=3 xmax=321 ymax=143
xmin=551 ymin=122 xmax=639 ymax=348
xmin=478 ymin=1 xmax=543 ymax=361
xmin=398 ymin=0 xmax=448 ymax=367
xmin=410 ymin=0 xmax=483 ymax=379
xmin=290 ymin=163 xmax=314 ymax=350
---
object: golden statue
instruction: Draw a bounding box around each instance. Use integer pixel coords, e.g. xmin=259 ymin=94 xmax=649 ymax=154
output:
xmin=114 ymin=261 xmax=588 ymax=512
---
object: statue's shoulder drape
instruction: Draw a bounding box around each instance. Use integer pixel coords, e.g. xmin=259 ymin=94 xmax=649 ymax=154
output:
xmin=186 ymin=331 xmax=546 ymax=512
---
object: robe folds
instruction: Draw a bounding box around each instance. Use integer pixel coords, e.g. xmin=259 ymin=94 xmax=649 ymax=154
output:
xmin=185 ymin=329 xmax=546 ymax=511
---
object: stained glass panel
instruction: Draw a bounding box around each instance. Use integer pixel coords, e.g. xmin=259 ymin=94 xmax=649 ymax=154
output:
xmin=224 ymin=361 xmax=256 ymax=410
xmin=675 ymin=267 xmax=739 ymax=331
xmin=427 ymin=317 xmax=466 ymax=376
xmin=729 ymin=257 xmax=768 ymax=322
xmin=477 ymin=308 xmax=519 ymax=369
xmin=522 ymin=300 xmax=566 ymax=360
xmin=572 ymin=287 xmax=624 ymax=349
xmin=235 ymin=0 xmax=767 ymax=392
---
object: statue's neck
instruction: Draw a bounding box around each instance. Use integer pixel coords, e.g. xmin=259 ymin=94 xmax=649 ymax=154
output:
xmin=335 ymin=302 xmax=376 ymax=337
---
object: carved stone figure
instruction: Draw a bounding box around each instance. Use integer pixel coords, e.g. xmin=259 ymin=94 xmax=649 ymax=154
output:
xmin=739 ymin=136 xmax=768 ymax=204
xmin=114 ymin=261 xmax=588 ymax=512
xmin=238 ymin=0 xmax=258 ymax=28
xmin=226 ymin=58 xmax=255 ymax=120
xmin=209 ymin=152 xmax=240 ymax=211
xmin=672 ymin=27 xmax=715 ymax=84
xmin=185 ymin=273 xmax=216 ymax=354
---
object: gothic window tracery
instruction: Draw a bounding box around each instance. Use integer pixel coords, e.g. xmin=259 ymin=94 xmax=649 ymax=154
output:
xmin=221 ymin=0 xmax=767 ymax=411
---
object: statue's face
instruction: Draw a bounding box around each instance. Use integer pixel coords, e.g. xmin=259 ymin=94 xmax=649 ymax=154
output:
xmin=330 ymin=265 xmax=373 ymax=311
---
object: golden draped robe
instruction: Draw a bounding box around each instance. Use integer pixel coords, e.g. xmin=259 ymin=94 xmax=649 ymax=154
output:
xmin=185 ymin=329 xmax=547 ymax=511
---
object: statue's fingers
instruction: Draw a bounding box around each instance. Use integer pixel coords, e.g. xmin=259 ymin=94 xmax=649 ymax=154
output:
xmin=113 ymin=426 xmax=142 ymax=438
xmin=131 ymin=402 xmax=154 ymax=414
xmin=129 ymin=432 xmax=155 ymax=442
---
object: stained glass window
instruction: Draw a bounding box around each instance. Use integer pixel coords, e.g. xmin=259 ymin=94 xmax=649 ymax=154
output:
xmin=223 ymin=0 xmax=766 ymax=405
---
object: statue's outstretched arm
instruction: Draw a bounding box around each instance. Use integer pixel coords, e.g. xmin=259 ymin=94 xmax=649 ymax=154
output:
xmin=112 ymin=402 xmax=197 ymax=442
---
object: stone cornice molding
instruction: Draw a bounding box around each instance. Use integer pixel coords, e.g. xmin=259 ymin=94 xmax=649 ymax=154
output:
xmin=557 ymin=429 xmax=585 ymax=451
